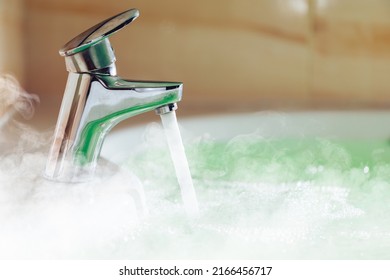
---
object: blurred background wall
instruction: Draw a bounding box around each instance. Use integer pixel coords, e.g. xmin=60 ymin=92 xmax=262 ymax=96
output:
xmin=0 ymin=0 xmax=24 ymax=83
xmin=1 ymin=0 xmax=390 ymax=127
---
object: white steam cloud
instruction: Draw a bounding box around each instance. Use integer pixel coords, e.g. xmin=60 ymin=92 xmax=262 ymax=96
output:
xmin=1 ymin=75 xmax=390 ymax=259
xmin=0 ymin=74 xmax=39 ymax=122
xmin=0 ymin=75 xmax=144 ymax=259
xmin=0 ymin=74 xmax=41 ymax=153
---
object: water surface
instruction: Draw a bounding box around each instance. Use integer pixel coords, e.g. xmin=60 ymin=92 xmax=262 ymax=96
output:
xmin=1 ymin=121 xmax=390 ymax=259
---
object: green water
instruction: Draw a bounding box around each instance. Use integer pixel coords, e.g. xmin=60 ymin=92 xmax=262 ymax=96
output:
xmin=189 ymin=137 xmax=390 ymax=182
xmin=122 ymin=135 xmax=390 ymax=259
xmin=129 ymin=135 xmax=390 ymax=184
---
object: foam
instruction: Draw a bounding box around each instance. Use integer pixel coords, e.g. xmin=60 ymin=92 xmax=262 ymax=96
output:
xmin=1 ymin=75 xmax=390 ymax=259
xmin=2 ymin=120 xmax=390 ymax=259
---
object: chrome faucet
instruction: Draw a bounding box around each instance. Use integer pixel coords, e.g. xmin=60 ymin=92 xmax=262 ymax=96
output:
xmin=44 ymin=9 xmax=183 ymax=182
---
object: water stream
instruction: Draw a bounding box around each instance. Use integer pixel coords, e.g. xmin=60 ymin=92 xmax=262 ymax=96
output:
xmin=160 ymin=111 xmax=199 ymax=216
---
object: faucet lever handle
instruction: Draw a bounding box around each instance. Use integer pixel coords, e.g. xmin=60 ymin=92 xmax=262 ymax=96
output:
xmin=60 ymin=9 xmax=139 ymax=57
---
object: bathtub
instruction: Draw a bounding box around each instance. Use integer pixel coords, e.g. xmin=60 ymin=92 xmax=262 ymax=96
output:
xmin=103 ymin=111 xmax=390 ymax=163
xmin=1 ymin=110 xmax=390 ymax=259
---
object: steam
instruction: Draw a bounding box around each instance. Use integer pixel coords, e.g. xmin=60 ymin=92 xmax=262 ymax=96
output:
xmin=0 ymin=74 xmax=41 ymax=153
xmin=0 ymin=74 xmax=39 ymax=122
xmin=1 ymin=77 xmax=390 ymax=259
xmin=0 ymin=75 xmax=144 ymax=259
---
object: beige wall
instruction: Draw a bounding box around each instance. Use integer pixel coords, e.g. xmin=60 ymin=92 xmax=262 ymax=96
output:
xmin=3 ymin=0 xmax=390 ymax=125
xmin=0 ymin=0 xmax=24 ymax=83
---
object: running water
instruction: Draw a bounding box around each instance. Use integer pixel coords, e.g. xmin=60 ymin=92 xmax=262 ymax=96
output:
xmin=160 ymin=111 xmax=199 ymax=216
